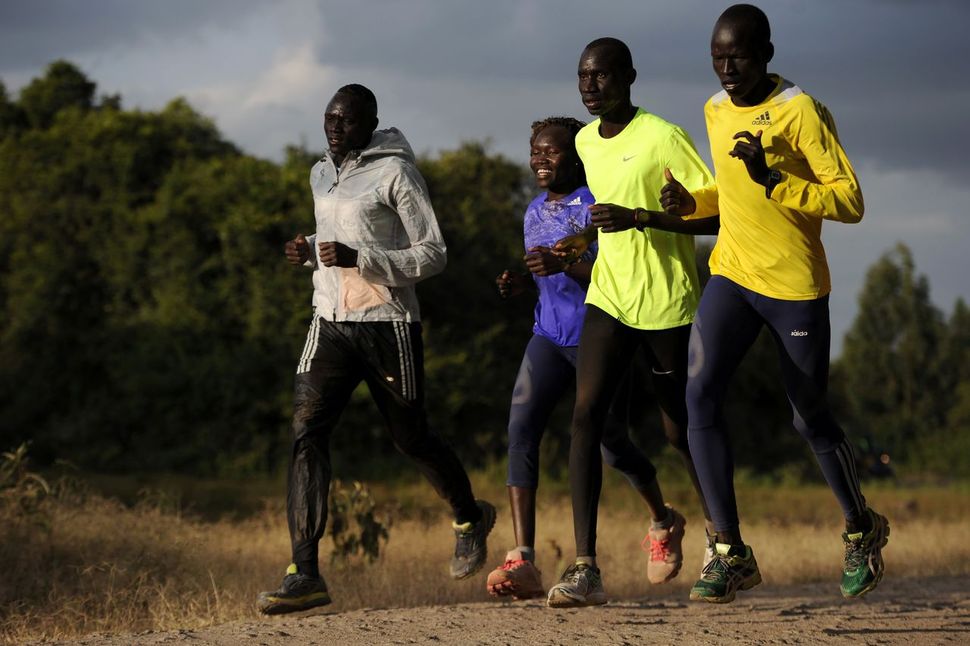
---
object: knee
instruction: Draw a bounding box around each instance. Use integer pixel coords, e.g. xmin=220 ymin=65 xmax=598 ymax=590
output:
xmin=685 ymin=378 xmax=720 ymax=428
xmin=393 ymin=430 xmax=432 ymax=458
xmin=507 ymin=450 xmax=540 ymax=489
xmin=291 ymin=411 xmax=315 ymax=442
xmin=572 ymin=391 xmax=609 ymax=440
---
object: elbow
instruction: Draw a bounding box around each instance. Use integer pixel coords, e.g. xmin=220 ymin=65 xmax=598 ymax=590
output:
xmin=845 ymin=194 xmax=865 ymax=224
xmin=826 ymin=187 xmax=864 ymax=224
xmin=423 ymin=245 xmax=447 ymax=278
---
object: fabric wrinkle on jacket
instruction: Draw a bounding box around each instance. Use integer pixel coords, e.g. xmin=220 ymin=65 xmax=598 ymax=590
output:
xmin=304 ymin=127 xmax=447 ymax=323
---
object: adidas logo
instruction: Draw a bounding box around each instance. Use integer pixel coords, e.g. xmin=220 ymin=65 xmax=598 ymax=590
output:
xmin=790 ymin=329 xmax=808 ymax=337
xmin=567 ymin=196 xmax=582 ymax=205
xmin=752 ymin=110 xmax=772 ymax=126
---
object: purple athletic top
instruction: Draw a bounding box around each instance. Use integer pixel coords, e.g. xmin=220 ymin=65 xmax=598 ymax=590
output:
xmin=523 ymin=186 xmax=597 ymax=347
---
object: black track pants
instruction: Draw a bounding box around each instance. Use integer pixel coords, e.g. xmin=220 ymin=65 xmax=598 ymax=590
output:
xmin=287 ymin=317 xmax=478 ymax=572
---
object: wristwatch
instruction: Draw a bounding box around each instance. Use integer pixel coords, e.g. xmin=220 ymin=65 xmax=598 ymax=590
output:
xmin=764 ymin=169 xmax=783 ymax=198
xmin=633 ymin=207 xmax=649 ymax=231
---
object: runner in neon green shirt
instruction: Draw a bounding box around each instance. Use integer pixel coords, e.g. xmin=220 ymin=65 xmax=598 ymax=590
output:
xmin=546 ymin=37 xmax=719 ymax=609
xmin=578 ymin=107 xmax=713 ymax=329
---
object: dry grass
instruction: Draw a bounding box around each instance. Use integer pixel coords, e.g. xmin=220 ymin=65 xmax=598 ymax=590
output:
xmin=1 ymin=475 xmax=968 ymax=645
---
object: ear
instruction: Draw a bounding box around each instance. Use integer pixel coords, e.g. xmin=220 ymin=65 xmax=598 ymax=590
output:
xmin=763 ymin=42 xmax=774 ymax=64
xmin=628 ymin=66 xmax=638 ymax=85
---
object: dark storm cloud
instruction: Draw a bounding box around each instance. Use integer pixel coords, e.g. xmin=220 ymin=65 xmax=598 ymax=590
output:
xmin=1 ymin=0 xmax=967 ymax=181
xmin=0 ymin=0 xmax=270 ymax=70
xmin=313 ymin=0 xmax=708 ymax=83
xmin=768 ymin=0 xmax=970 ymax=181
xmin=312 ymin=0 xmax=970 ymax=181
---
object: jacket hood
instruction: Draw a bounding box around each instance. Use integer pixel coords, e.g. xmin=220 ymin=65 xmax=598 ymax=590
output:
xmin=360 ymin=127 xmax=415 ymax=161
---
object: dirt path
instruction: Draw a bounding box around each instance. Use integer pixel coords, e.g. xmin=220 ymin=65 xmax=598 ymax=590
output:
xmin=34 ymin=577 xmax=969 ymax=645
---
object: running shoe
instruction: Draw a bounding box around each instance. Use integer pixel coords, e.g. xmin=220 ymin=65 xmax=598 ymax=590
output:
xmin=641 ymin=505 xmax=686 ymax=584
xmin=547 ymin=562 xmax=607 ymax=608
xmin=689 ymin=543 xmax=762 ymax=603
xmin=841 ymin=508 xmax=890 ymax=598
xmin=450 ymin=499 xmax=496 ymax=579
xmin=702 ymin=529 xmax=716 ymax=571
xmin=486 ymin=549 xmax=545 ymax=599
xmin=256 ymin=564 xmax=331 ymax=615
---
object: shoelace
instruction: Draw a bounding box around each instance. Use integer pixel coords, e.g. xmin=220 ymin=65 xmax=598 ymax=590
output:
xmin=454 ymin=528 xmax=477 ymax=557
xmin=562 ymin=564 xmax=590 ymax=584
xmin=843 ymin=537 xmax=867 ymax=569
xmin=500 ymin=558 xmax=529 ymax=571
xmin=699 ymin=554 xmax=730 ymax=582
xmin=649 ymin=537 xmax=670 ymax=562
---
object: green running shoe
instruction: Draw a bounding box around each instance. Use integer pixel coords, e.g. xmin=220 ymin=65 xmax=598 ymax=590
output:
xmin=257 ymin=564 xmax=331 ymax=615
xmin=689 ymin=543 xmax=762 ymax=603
xmin=450 ymin=500 xmax=497 ymax=579
xmin=702 ymin=529 xmax=717 ymax=572
xmin=841 ymin=508 xmax=890 ymax=598
xmin=547 ymin=562 xmax=608 ymax=607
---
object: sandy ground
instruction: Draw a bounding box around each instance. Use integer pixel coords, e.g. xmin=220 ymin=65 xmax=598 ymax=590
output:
xmin=30 ymin=576 xmax=969 ymax=646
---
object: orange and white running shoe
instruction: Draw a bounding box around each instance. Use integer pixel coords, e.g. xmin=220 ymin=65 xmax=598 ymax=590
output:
xmin=486 ymin=549 xmax=545 ymax=599
xmin=641 ymin=505 xmax=686 ymax=584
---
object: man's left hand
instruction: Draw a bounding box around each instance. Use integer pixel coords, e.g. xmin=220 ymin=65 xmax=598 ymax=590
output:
xmin=729 ymin=130 xmax=770 ymax=186
xmin=318 ymin=241 xmax=359 ymax=267
xmin=590 ymin=203 xmax=637 ymax=233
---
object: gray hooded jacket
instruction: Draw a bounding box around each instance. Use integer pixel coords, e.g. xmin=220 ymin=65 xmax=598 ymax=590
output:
xmin=304 ymin=128 xmax=446 ymax=322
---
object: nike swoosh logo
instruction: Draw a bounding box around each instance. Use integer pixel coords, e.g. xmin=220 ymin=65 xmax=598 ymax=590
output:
xmin=622 ymin=155 xmax=637 ymax=162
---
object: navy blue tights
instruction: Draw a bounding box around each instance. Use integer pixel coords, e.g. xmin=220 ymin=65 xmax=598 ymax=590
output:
xmin=686 ymin=276 xmax=866 ymax=535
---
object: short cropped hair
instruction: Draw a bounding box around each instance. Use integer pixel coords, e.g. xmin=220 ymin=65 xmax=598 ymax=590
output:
xmin=719 ymin=4 xmax=771 ymax=46
xmin=582 ymin=37 xmax=633 ymax=70
xmin=335 ymin=83 xmax=378 ymax=121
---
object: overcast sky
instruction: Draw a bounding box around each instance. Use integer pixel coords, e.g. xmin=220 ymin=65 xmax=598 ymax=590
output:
xmin=2 ymin=0 xmax=968 ymax=356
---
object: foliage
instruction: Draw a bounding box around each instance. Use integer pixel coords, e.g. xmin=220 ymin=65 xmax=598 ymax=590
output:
xmin=0 ymin=443 xmax=50 ymax=517
xmin=416 ymin=142 xmax=535 ymax=461
xmin=328 ymin=480 xmax=390 ymax=564
xmin=836 ymin=244 xmax=968 ymax=475
xmin=0 ymin=61 xmax=965 ymax=480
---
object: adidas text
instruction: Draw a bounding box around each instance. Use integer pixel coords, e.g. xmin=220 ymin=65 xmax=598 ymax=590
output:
xmin=752 ymin=111 xmax=772 ymax=126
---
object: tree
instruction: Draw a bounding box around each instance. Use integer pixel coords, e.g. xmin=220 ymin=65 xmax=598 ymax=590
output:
xmin=415 ymin=142 xmax=535 ymax=464
xmin=837 ymin=244 xmax=946 ymax=460
xmin=17 ymin=60 xmax=95 ymax=129
xmin=0 ymin=82 xmax=26 ymax=137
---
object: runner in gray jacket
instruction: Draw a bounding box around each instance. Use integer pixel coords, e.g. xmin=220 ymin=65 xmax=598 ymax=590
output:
xmin=257 ymin=84 xmax=495 ymax=615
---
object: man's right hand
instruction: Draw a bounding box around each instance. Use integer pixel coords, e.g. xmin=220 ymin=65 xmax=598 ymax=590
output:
xmin=660 ymin=168 xmax=697 ymax=216
xmin=284 ymin=233 xmax=310 ymax=265
xmin=553 ymin=230 xmax=592 ymax=260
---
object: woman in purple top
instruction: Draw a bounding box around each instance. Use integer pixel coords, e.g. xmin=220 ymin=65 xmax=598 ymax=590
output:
xmin=486 ymin=117 xmax=665 ymax=600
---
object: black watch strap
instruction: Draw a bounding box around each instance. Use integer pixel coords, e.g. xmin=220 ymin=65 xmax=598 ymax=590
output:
xmin=765 ymin=169 xmax=782 ymax=198
xmin=633 ymin=208 xmax=648 ymax=231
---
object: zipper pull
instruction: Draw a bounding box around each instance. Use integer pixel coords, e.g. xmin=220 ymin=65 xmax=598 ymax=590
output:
xmin=327 ymin=157 xmax=339 ymax=193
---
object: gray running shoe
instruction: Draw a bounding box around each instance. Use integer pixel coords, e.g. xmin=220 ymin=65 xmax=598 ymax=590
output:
xmin=547 ymin=563 xmax=608 ymax=608
xmin=450 ymin=500 xmax=496 ymax=579
xmin=257 ymin=564 xmax=331 ymax=615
